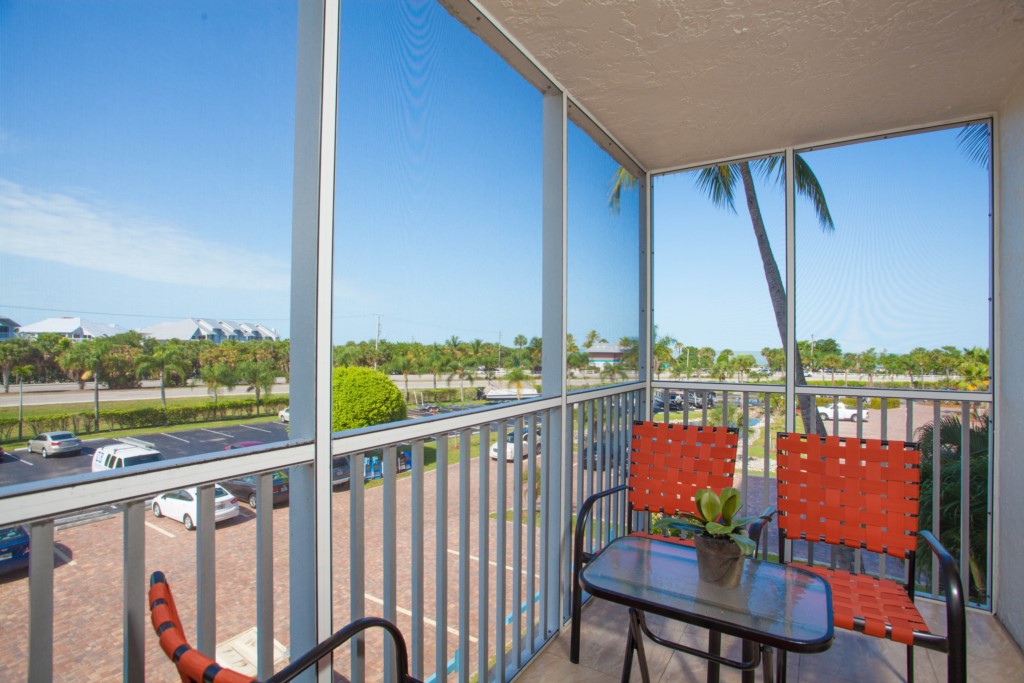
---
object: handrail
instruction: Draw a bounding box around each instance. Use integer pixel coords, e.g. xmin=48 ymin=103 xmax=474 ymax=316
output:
xmin=264 ymin=616 xmax=417 ymax=683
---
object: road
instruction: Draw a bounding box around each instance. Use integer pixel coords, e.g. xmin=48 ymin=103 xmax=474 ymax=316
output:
xmin=0 ymin=421 xmax=292 ymax=489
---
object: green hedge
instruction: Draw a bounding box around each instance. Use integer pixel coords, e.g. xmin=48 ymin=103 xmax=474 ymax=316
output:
xmin=2 ymin=396 xmax=289 ymax=443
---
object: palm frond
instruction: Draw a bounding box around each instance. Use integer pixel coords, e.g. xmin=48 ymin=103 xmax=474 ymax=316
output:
xmin=794 ymin=154 xmax=835 ymax=232
xmin=694 ymin=164 xmax=738 ymax=213
xmin=957 ymin=123 xmax=991 ymax=170
xmin=750 ymin=156 xmax=784 ymax=187
xmin=608 ymin=167 xmax=638 ymax=214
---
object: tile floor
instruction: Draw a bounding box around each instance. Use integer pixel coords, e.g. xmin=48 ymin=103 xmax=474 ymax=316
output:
xmin=514 ymin=598 xmax=1024 ymax=682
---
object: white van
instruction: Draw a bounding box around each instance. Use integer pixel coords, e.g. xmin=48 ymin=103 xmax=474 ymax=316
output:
xmin=91 ymin=443 xmax=163 ymax=472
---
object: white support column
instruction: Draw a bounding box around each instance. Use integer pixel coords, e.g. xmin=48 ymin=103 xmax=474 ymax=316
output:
xmin=785 ymin=148 xmax=796 ymax=433
xmin=540 ymin=90 xmax=566 ymax=636
xmin=290 ymin=1 xmax=340 ymax=681
xmin=640 ymin=171 xmax=652 ymax=406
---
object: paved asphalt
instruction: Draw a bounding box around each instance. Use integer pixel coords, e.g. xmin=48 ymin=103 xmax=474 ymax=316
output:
xmin=0 ymin=421 xmax=292 ymax=489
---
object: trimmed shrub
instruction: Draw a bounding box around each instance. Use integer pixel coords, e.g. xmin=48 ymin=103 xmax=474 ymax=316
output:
xmin=331 ymin=367 xmax=407 ymax=431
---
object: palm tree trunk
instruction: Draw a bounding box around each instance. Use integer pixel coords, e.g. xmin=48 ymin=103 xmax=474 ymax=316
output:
xmin=738 ymin=162 xmax=824 ymax=437
xmin=160 ymin=371 xmax=167 ymax=409
xmin=93 ymin=369 xmax=100 ymax=432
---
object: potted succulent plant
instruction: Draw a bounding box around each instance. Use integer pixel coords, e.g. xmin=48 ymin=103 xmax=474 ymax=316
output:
xmin=652 ymin=487 xmax=768 ymax=588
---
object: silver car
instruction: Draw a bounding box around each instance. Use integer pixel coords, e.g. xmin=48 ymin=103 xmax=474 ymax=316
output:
xmin=27 ymin=431 xmax=82 ymax=457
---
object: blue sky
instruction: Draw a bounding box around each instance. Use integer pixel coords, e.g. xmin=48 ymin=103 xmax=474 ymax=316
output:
xmin=0 ymin=1 xmax=990 ymax=355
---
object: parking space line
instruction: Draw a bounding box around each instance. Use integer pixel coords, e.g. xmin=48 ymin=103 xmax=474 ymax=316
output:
xmin=146 ymin=521 xmax=175 ymax=538
xmin=201 ymin=429 xmax=234 ymax=438
xmin=160 ymin=433 xmax=190 ymax=442
xmin=240 ymin=425 xmax=273 ymax=433
xmin=10 ymin=453 xmax=34 ymax=466
xmin=53 ymin=546 xmax=76 ymax=566
xmin=447 ymin=548 xmax=534 ymax=576
xmin=364 ymin=593 xmax=475 ymax=643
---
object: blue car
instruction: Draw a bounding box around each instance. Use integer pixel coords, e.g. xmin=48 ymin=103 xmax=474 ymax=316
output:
xmin=0 ymin=525 xmax=30 ymax=575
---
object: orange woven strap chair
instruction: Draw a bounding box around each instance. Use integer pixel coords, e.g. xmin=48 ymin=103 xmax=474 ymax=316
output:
xmin=570 ymin=420 xmax=749 ymax=664
xmin=775 ymin=433 xmax=966 ymax=683
xmin=149 ymin=571 xmax=422 ymax=683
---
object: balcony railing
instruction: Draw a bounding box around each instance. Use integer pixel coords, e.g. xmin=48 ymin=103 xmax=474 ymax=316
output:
xmin=0 ymin=379 xmax=992 ymax=681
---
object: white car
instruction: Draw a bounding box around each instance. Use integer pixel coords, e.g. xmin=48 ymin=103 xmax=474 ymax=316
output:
xmin=278 ymin=406 xmax=290 ymax=423
xmin=151 ymin=485 xmax=239 ymax=531
xmin=489 ymin=429 xmax=541 ymax=461
xmin=818 ymin=402 xmax=869 ymax=422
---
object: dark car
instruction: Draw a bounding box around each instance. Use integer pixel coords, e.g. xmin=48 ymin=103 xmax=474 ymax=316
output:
xmin=220 ymin=471 xmax=290 ymax=509
xmin=332 ymin=456 xmax=352 ymax=485
xmin=0 ymin=525 xmax=30 ymax=575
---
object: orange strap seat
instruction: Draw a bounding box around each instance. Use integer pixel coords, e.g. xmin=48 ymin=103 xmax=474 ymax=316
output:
xmin=628 ymin=421 xmax=739 ymax=516
xmin=800 ymin=564 xmax=931 ymax=645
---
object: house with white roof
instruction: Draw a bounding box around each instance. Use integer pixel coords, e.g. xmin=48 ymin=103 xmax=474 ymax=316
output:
xmin=137 ymin=318 xmax=280 ymax=343
xmin=17 ymin=316 xmax=127 ymax=341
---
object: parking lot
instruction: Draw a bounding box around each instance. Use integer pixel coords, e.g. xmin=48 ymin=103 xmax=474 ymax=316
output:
xmin=0 ymin=428 xmax=542 ymax=683
xmin=0 ymin=421 xmax=292 ymax=490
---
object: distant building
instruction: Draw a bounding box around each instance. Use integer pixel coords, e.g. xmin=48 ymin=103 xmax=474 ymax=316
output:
xmin=17 ymin=316 xmax=127 ymax=341
xmin=586 ymin=343 xmax=624 ymax=367
xmin=137 ymin=318 xmax=280 ymax=343
xmin=0 ymin=318 xmax=19 ymax=341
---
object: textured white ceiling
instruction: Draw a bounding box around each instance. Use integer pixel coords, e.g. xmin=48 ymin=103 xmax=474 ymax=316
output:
xmin=475 ymin=0 xmax=1024 ymax=171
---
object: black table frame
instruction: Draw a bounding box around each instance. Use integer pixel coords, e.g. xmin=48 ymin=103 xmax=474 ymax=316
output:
xmin=578 ymin=536 xmax=834 ymax=683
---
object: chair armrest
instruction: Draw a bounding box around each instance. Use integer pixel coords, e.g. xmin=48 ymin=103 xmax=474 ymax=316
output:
xmin=265 ymin=616 xmax=418 ymax=683
xmin=574 ymin=484 xmax=629 ymax=564
xmin=919 ymin=529 xmax=967 ymax=647
xmin=747 ymin=506 xmax=776 ymax=555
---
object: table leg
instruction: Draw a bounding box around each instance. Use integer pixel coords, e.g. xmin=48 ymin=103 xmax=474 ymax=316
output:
xmin=741 ymin=640 xmax=757 ymax=683
xmin=760 ymin=646 xmax=775 ymax=683
xmin=706 ymin=630 xmax=721 ymax=683
xmin=623 ymin=609 xmax=651 ymax=683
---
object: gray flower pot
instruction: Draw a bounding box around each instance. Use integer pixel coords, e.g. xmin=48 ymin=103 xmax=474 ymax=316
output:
xmin=694 ymin=535 xmax=745 ymax=588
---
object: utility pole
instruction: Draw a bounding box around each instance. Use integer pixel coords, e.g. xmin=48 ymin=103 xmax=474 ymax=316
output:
xmin=374 ymin=315 xmax=381 ymax=370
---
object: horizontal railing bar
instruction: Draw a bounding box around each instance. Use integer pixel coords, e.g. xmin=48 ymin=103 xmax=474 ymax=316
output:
xmin=330 ymin=397 xmax=563 ymax=455
xmin=654 ymin=379 xmax=992 ymax=404
xmin=652 ymin=380 xmax=784 ymax=394
xmin=0 ymin=442 xmax=315 ymax=526
xmin=567 ymin=381 xmax=645 ymax=404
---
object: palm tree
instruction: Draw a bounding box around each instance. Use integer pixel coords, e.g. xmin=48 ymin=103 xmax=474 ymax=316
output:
xmin=610 ymin=156 xmax=834 ymax=435
xmin=136 ymin=342 xmax=191 ymax=409
xmin=915 ymin=413 xmax=989 ymax=602
xmin=513 ymin=335 xmax=528 ymax=366
xmin=200 ymin=362 xmax=237 ymax=405
xmin=236 ymin=360 xmax=277 ymax=415
xmin=0 ymin=338 xmax=34 ymax=393
xmin=58 ymin=339 xmax=107 ymax=431
xmin=583 ymin=330 xmax=601 ymax=349
xmin=503 ymin=366 xmax=530 ymax=399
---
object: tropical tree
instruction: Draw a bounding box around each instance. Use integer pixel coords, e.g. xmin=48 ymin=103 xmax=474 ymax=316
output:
xmin=733 ymin=354 xmax=756 ymax=382
xmin=387 ymin=354 xmax=416 ymax=399
xmin=136 ymin=342 xmax=191 ymax=408
xmin=58 ymin=339 xmax=108 ymax=430
xmin=200 ymin=362 xmax=237 ymax=405
xmin=513 ymin=335 xmax=528 ymax=366
xmin=0 ymin=338 xmax=34 ymax=393
xmin=652 ymin=330 xmax=677 ymax=378
xmin=611 ymin=156 xmax=834 ymax=435
xmin=236 ymin=360 xmax=277 ymax=415
xmin=12 ymin=364 xmax=33 ymax=439
xmin=915 ymin=414 xmax=989 ymax=602
xmin=583 ymin=329 xmax=602 ymax=349
xmin=503 ymin=366 xmax=531 ymax=399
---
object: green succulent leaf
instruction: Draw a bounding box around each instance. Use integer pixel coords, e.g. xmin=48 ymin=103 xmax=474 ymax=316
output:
xmin=698 ymin=489 xmax=722 ymax=522
xmin=730 ymin=532 xmax=758 ymax=555
xmin=720 ymin=487 xmax=741 ymax=523
xmin=705 ymin=520 xmax=734 ymax=536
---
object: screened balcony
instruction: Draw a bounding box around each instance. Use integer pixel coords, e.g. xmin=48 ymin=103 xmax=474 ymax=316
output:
xmin=1 ymin=1 xmax=1023 ymax=682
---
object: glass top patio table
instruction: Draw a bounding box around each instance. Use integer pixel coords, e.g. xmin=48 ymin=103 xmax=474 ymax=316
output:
xmin=579 ymin=535 xmax=834 ymax=653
